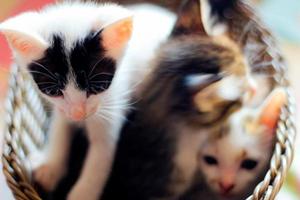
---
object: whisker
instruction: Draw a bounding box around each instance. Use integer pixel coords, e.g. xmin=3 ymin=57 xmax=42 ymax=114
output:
xmin=32 ymin=61 xmax=58 ymax=80
xmin=89 ymin=80 xmax=112 ymax=84
xmin=88 ymin=57 xmax=105 ymax=78
xmin=89 ymin=72 xmax=114 ymax=80
xmin=101 ymin=105 xmax=130 ymax=110
xmin=36 ymin=81 xmax=58 ymax=85
xmin=40 ymin=85 xmax=58 ymax=90
xmin=28 ymin=70 xmax=58 ymax=82
xmin=103 ymin=78 xmax=144 ymax=102
xmin=95 ymin=112 xmax=115 ymax=125
xmin=98 ymin=108 xmax=127 ymax=121
xmin=103 ymin=98 xmax=139 ymax=108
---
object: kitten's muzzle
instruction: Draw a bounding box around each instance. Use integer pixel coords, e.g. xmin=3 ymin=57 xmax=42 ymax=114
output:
xmin=69 ymin=105 xmax=87 ymax=121
xmin=219 ymin=182 xmax=235 ymax=195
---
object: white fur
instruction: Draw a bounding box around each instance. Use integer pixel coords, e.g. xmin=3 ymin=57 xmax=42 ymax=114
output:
xmin=217 ymin=75 xmax=246 ymax=101
xmin=201 ymin=0 xmax=227 ymax=36
xmin=185 ymin=74 xmax=216 ymax=87
xmin=119 ymin=3 xmax=176 ymax=90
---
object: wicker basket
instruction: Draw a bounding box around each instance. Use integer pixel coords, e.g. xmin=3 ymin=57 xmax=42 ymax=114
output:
xmin=1 ymin=3 xmax=297 ymax=200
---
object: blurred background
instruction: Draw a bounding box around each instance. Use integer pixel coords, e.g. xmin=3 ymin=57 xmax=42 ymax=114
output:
xmin=0 ymin=0 xmax=299 ymax=199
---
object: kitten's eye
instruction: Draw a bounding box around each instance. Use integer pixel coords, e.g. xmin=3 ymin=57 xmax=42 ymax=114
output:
xmin=203 ymin=155 xmax=218 ymax=165
xmin=44 ymin=88 xmax=63 ymax=97
xmin=88 ymin=80 xmax=112 ymax=95
xmin=241 ymin=159 xmax=258 ymax=170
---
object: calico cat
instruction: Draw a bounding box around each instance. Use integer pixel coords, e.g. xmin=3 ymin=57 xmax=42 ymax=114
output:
xmin=0 ymin=2 xmax=135 ymax=200
xmin=195 ymin=88 xmax=286 ymax=200
xmin=102 ymin=1 xmax=256 ymax=200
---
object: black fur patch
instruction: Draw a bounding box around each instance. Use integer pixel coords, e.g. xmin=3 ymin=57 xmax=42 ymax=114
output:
xmin=29 ymin=35 xmax=69 ymax=97
xmin=29 ymin=32 xmax=116 ymax=97
xmin=102 ymin=110 xmax=176 ymax=200
xmin=70 ymin=31 xmax=116 ymax=96
xmin=209 ymin=0 xmax=238 ymax=22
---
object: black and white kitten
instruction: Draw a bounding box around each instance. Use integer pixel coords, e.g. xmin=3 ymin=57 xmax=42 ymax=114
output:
xmin=102 ymin=1 xmax=256 ymax=200
xmin=0 ymin=2 xmax=176 ymax=200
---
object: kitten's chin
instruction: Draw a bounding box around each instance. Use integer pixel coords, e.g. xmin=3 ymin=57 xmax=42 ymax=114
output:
xmin=217 ymin=191 xmax=239 ymax=200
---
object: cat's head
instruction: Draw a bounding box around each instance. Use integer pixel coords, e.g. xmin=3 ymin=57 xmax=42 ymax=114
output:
xmin=145 ymin=0 xmax=255 ymax=126
xmin=199 ymin=88 xmax=286 ymax=198
xmin=0 ymin=2 xmax=133 ymax=121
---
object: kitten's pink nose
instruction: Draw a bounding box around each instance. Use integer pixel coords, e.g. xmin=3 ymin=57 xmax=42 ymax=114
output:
xmin=70 ymin=105 xmax=86 ymax=121
xmin=219 ymin=182 xmax=235 ymax=194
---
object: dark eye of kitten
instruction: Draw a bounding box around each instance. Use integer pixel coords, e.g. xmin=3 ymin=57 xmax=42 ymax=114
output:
xmin=29 ymin=63 xmax=66 ymax=97
xmin=203 ymin=155 xmax=218 ymax=166
xmin=44 ymin=87 xmax=63 ymax=97
xmin=85 ymin=69 xmax=114 ymax=96
xmin=240 ymin=159 xmax=258 ymax=170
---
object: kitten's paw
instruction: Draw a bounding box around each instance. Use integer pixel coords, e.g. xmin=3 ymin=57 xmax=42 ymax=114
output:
xmin=67 ymin=183 xmax=99 ymax=200
xmin=33 ymin=163 xmax=63 ymax=191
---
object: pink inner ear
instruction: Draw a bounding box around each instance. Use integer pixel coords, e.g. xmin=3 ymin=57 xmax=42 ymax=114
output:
xmin=10 ymin=34 xmax=35 ymax=54
xmin=4 ymin=31 xmax=47 ymax=59
xmin=259 ymin=89 xmax=287 ymax=133
xmin=102 ymin=17 xmax=133 ymax=51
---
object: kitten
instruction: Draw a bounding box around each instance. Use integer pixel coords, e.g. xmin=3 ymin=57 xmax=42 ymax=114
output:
xmin=102 ymin=1 xmax=256 ymax=200
xmin=0 ymin=2 xmax=134 ymax=200
xmin=198 ymin=88 xmax=286 ymax=200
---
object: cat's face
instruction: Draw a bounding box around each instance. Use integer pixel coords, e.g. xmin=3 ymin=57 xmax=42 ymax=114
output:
xmin=199 ymin=122 xmax=271 ymax=198
xmin=199 ymin=88 xmax=286 ymax=198
xmin=0 ymin=2 xmax=133 ymax=121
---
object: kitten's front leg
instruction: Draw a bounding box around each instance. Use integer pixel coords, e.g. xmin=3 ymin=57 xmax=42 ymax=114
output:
xmin=34 ymin=109 xmax=72 ymax=191
xmin=67 ymin=118 xmax=116 ymax=200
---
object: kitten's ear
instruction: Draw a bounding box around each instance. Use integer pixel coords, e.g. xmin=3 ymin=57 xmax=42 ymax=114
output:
xmin=101 ymin=16 xmax=133 ymax=59
xmin=258 ymin=88 xmax=287 ymax=134
xmin=171 ymin=0 xmax=237 ymax=37
xmin=0 ymin=25 xmax=48 ymax=61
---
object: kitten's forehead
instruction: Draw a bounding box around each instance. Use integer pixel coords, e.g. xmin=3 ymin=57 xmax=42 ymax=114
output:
xmin=206 ymin=109 xmax=271 ymax=161
xmin=9 ymin=2 xmax=131 ymax=50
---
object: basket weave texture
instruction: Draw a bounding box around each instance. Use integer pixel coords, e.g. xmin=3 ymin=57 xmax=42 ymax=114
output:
xmin=1 ymin=3 xmax=297 ymax=200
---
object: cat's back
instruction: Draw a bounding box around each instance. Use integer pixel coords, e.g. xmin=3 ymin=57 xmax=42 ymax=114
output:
xmin=118 ymin=4 xmax=176 ymax=91
xmin=127 ymin=3 xmax=176 ymax=54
